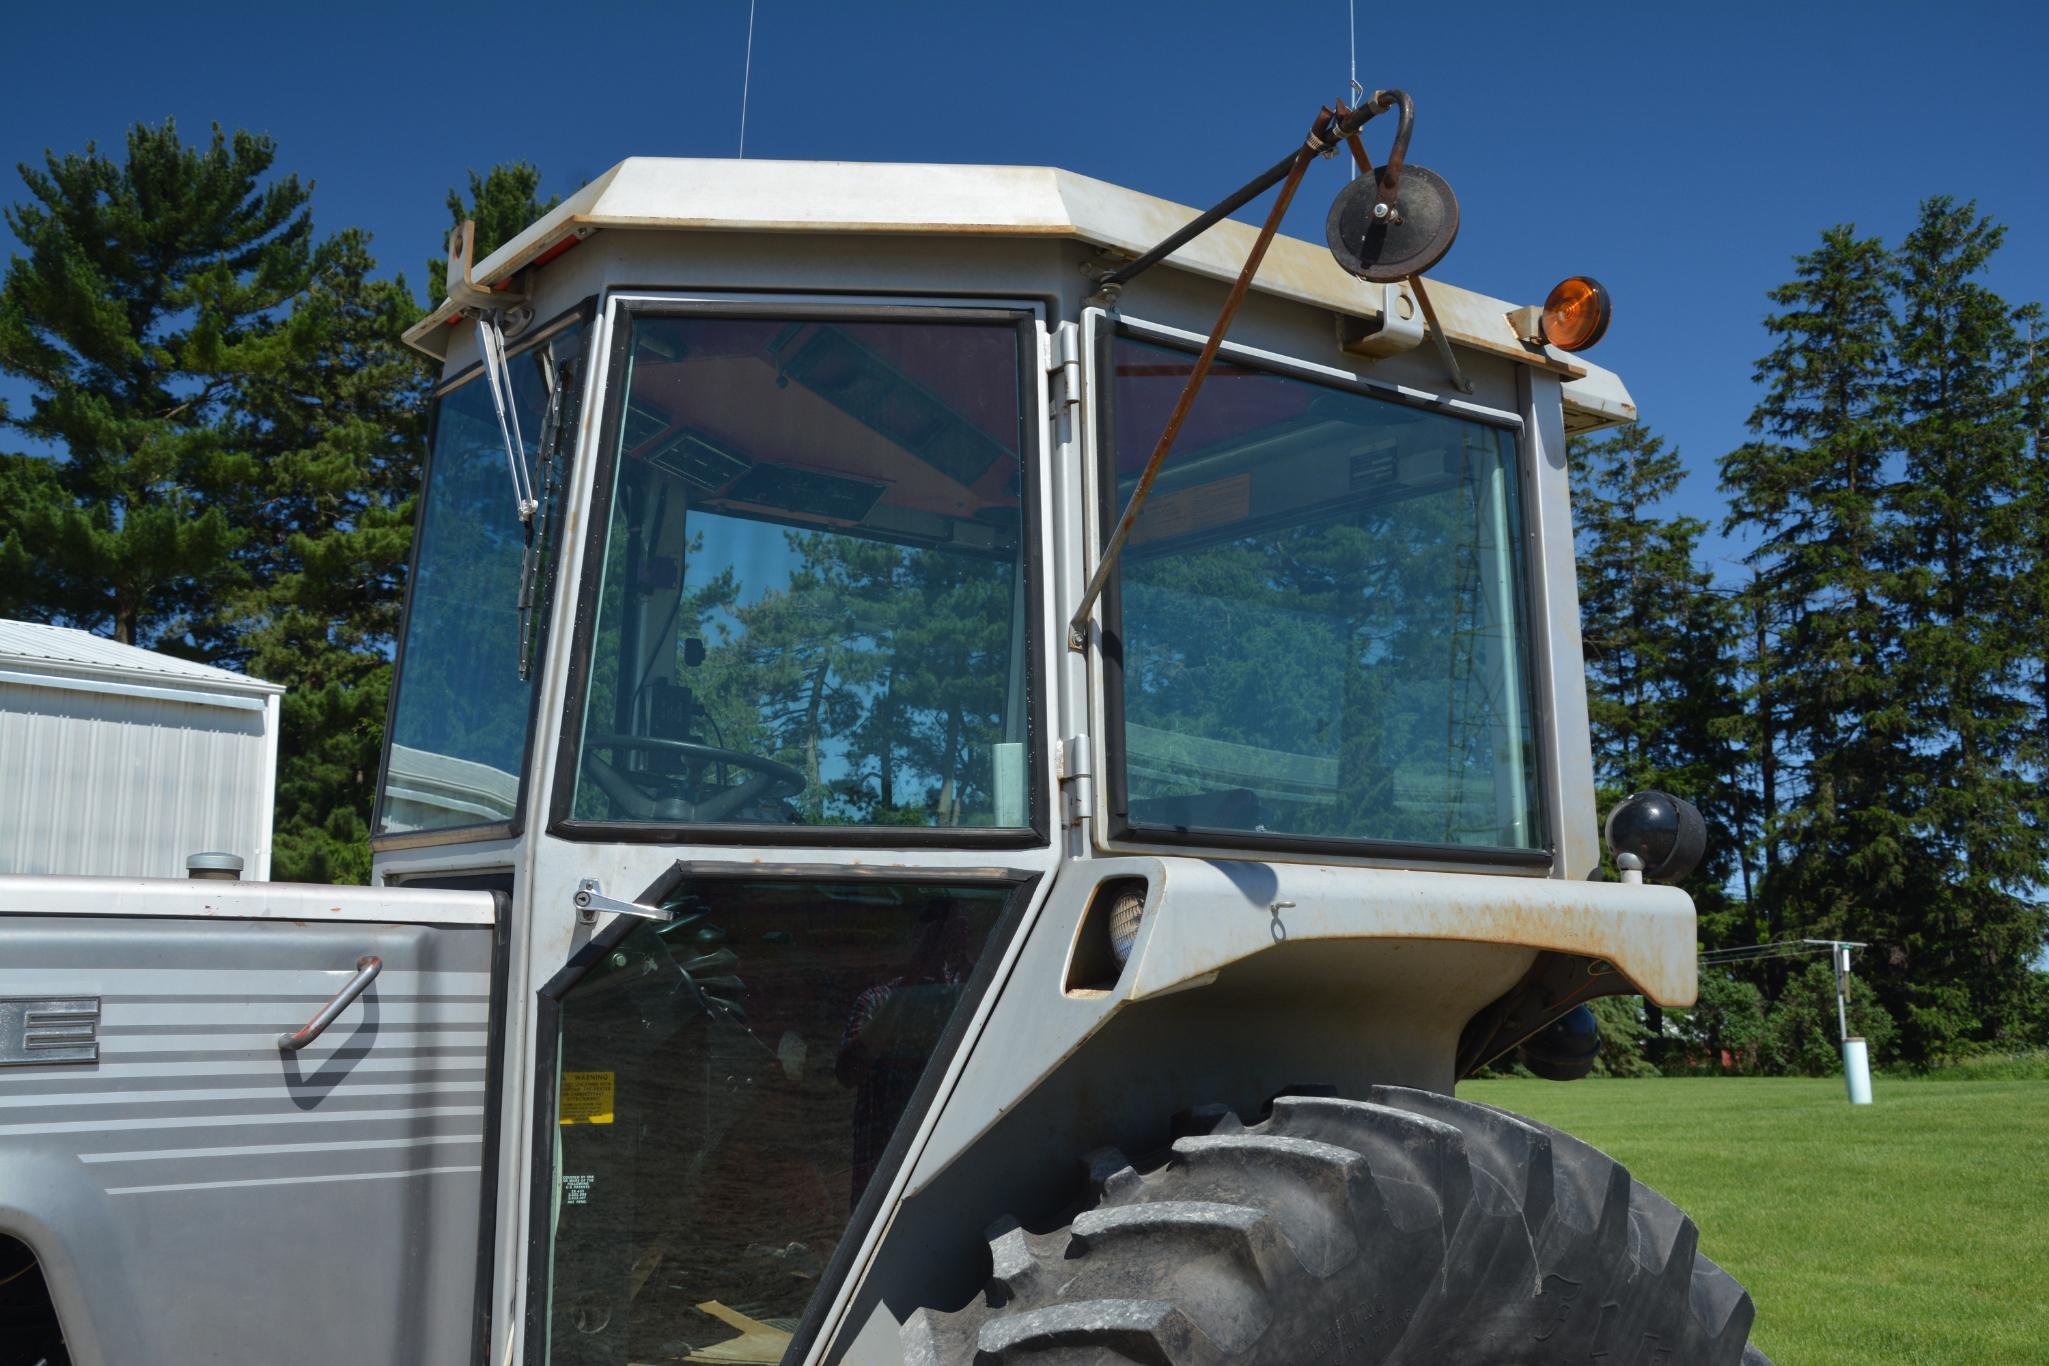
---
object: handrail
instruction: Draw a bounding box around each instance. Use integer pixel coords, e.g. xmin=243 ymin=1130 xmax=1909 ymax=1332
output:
xmin=276 ymin=956 xmax=382 ymax=1051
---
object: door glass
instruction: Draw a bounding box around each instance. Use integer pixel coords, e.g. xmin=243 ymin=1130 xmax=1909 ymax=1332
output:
xmin=543 ymin=876 xmax=1011 ymax=1365
xmin=567 ymin=315 xmax=1033 ymax=831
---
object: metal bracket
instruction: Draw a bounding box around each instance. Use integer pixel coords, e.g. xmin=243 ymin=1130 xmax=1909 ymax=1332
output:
xmin=574 ymin=878 xmax=673 ymax=925
xmin=444 ymin=219 xmax=526 ymax=315
xmin=1081 ymin=255 xmax=1129 ymax=308
xmin=1336 ymin=282 xmax=1426 ymax=358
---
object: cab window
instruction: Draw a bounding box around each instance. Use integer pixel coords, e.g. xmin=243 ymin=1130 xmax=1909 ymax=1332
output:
xmin=378 ymin=320 xmax=587 ymax=835
xmin=1103 ymin=332 xmax=1543 ymax=854
xmin=564 ymin=313 xmax=1034 ymax=833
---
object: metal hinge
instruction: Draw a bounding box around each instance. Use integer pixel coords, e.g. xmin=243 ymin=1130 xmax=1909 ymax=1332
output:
xmin=1057 ymin=734 xmax=1095 ymax=826
xmin=1046 ymin=321 xmax=1082 ymax=410
xmin=573 ymin=878 xmax=673 ymax=925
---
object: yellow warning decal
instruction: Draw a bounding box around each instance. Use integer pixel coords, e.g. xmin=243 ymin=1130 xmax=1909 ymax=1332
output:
xmin=559 ymin=1071 xmax=615 ymax=1125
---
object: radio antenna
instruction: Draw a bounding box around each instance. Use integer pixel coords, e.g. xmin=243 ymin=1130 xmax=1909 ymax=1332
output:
xmin=738 ymin=0 xmax=758 ymax=158
xmin=1347 ymin=0 xmax=1364 ymax=113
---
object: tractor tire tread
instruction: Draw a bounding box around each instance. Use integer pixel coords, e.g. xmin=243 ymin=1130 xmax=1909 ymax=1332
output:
xmin=903 ymin=1089 xmax=1769 ymax=1365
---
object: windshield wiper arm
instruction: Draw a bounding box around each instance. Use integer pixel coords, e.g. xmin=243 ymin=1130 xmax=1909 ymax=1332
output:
xmin=476 ymin=312 xmax=538 ymax=525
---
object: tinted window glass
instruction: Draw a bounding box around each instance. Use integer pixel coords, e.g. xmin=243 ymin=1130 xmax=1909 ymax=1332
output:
xmin=544 ymin=876 xmax=1010 ymax=1364
xmin=378 ymin=324 xmax=585 ymax=833
xmin=568 ymin=316 xmax=1032 ymax=831
xmin=1108 ymin=335 xmax=1542 ymax=850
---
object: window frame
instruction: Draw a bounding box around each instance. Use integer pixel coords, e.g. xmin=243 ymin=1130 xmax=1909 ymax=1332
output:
xmin=545 ymin=299 xmax=1052 ymax=849
xmin=1093 ymin=317 xmax=1555 ymax=869
xmin=521 ymin=861 xmax=1041 ymax=1366
xmin=371 ymin=298 xmax=597 ymax=853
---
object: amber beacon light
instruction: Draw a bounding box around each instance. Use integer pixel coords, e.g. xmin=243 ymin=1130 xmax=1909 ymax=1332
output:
xmin=1540 ymin=276 xmax=1611 ymax=352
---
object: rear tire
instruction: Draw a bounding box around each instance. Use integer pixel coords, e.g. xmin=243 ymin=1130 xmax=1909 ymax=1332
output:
xmin=905 ymin=1087 xmax=1767 ymax=1364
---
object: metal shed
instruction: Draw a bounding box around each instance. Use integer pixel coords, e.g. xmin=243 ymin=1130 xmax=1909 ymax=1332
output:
xmin=0 ymin=620 xmax=283 ymax=879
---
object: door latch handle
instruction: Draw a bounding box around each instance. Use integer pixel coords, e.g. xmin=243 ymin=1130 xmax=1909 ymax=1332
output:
xmin=277 ymin=956 xmax=382 ymax=1051
xmin=573 ymin=878 xmax=673 ymax=924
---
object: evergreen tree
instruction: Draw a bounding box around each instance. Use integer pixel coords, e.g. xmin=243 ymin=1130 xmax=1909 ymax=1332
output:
xmin=0 ymin=133 xmax=561 ymax=882
xmin=1724 ymin=565 xmax=1787 ymax=934
xmin=425 ymin=163 xmax=561 ymax=302
xmin=1719 ymin=226 xmax=1914 ymax=968
xmin=230 ymin=231 xmax=429 ymax=882
xmin=0 ymin=121 xmax=312 ymax=649
xmin=1572 ymin=423 xmax=1745 ymax=931
xmin=1884 ymin=198 xmax=2048 ymax=1054
xmin=2018 ymin=302 xmax=2049 ymax=771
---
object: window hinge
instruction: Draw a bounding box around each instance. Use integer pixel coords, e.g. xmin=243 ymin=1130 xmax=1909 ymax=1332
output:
xmin=573 ymin=878 xmax=672 ymax=925
xmin=1046 ymin=321 xmax=1082 ymax=410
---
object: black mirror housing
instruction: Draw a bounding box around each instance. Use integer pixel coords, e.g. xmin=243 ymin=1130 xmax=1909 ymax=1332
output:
xmin=1604 ymin=790 xmax=1706 ymax=883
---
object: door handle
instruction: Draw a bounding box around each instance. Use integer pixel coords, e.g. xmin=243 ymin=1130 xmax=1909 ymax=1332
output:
xmin=276 ymin=956 xmax=382 ymax=1051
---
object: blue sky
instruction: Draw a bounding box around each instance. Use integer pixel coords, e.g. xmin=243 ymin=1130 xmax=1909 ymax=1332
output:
xmin=4 ymin=0 xmax=2045 ymax=578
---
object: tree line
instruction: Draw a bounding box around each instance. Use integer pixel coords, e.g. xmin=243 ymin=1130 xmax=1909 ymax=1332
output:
xmin=1574 ymin=200 xmax=2049 ymax=1069
xmin=2 ymin=122 xmax=2043 ymax=1065
xmin=0 ymin=120 xmax=554 ymax=881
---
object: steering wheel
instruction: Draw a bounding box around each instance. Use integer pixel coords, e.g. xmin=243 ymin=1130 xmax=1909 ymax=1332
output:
xmin=581 ymin=733 xmax=806 ymax=822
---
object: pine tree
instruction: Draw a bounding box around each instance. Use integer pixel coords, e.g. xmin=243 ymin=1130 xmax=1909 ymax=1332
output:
xmin=1719 ymin=227 xmax=1914 ymax=965
xmin=1884 ymin=198 xmax=2048 ymax=1054
xmin=2018 ymin=302 xmax=2049 ymax=773
xmin=0 ymin=121 xmax=312 ymax=649
xmin=425 ymin=163 xmax=561 ymax=302
xmin=230 ymin=231 xmax=430 ymax=883
xmin=1572 ymin=423 xmax=1745 ymax=932
xmin=0 ymin=129 xmax=525 ymax=883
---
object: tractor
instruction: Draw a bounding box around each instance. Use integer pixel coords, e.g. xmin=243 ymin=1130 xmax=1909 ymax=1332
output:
xmin=0 ymin=96 xmax=1765 ymax=1365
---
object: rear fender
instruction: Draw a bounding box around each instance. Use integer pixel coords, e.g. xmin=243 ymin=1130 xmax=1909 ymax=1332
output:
xmin=0 ymin=1153 xmax=138 ymax=1366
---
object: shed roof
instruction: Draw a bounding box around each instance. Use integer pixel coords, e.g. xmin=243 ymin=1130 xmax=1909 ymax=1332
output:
xmin=401 ymin=158 xmax=1636 ymax=429
xmin=0 ymin=620 xmax=283 ymax=697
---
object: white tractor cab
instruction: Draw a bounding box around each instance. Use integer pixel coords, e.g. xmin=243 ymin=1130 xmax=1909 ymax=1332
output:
xmin=0 ymin=98 xmax=1764 ymax=1366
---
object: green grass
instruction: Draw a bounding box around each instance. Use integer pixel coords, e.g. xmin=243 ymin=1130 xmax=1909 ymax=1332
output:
xmin=1899 ymin=1049 xmax=2049 ymax=1082
xmin=1460 ymin=1076 xmax=2049 ymax=1364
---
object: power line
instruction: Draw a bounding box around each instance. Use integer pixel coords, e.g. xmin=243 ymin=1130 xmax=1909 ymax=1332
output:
xmin=1699 ymin=937 xmax=1865 ymax=966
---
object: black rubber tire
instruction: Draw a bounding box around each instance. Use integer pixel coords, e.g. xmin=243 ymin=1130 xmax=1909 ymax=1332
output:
xmin=904 ymin=1087 xmax=1768 ymax=1365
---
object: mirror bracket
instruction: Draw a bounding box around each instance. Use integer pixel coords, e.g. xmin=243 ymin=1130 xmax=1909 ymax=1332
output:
xmin=444 ymin=219 xmax=528 ymax=315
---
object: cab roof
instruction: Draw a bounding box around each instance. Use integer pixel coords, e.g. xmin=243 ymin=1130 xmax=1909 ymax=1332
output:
xmin=402 ymin=157 xmax=1634 ymax=430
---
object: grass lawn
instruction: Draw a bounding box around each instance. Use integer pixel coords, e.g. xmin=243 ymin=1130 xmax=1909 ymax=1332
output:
xmin=1460 ymin=1076 xmax=2049 ymax=1364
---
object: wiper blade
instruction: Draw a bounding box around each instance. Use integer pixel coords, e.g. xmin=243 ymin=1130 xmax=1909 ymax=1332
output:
xmin=517 ymin=347 xmax=565 ymax=681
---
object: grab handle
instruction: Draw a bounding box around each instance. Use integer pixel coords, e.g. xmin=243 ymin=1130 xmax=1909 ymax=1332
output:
xmin=276 ymin=956 xmax=382 ymax=1051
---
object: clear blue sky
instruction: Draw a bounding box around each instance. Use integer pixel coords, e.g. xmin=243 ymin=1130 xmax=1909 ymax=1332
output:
xmin=4 ymin=0 xmax=2045 ymax=576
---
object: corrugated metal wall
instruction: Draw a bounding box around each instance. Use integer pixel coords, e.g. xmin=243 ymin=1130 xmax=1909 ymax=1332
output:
xmin=0 ymin=681 xmax=272 ymax=878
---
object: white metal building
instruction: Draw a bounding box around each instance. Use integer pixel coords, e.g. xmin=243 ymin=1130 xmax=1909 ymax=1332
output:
xmin=0 ymin=620 xmax=283 ymax=879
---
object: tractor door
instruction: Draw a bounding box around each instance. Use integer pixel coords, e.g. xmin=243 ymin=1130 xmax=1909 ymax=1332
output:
xmin=524 ymin=301 xmax=1054 ymax=1365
